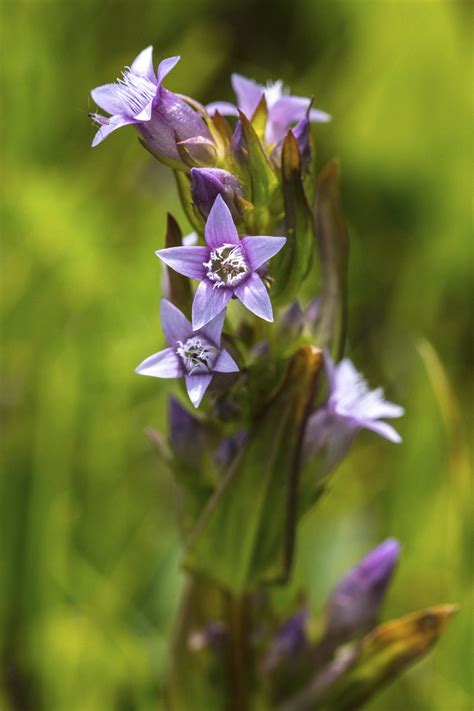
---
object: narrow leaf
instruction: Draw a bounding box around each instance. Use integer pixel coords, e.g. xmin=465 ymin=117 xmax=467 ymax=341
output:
xmin=184 ymin=347 xmax=324 ymax=593
xmin=313 ymin=159 xmax=349 ymax=360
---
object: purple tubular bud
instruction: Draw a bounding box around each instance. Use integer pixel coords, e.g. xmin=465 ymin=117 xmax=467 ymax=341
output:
xmin=325 ymin=539 xmax=401 ymax=641
xmin=264 ymin=610 xmax=308 ymax=674
xmin=168 ymin=397 xmax=206 ymax=467
xmin=190 ymin=168 xmax=244 ymax=220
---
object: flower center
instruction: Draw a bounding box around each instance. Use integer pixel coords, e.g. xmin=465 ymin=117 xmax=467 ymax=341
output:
xmin=115 ymin=68 xmax=156 ymax=116
xmin=176 ymin=336 xmax=219 ymax=375
xmin=204 ymin=244 xmax=249 ymax=288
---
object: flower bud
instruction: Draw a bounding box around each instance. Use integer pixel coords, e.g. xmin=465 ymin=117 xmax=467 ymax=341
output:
xmin=325 ymin=539 xmax=400 ymax=641
xmin=190 ymin=168 xmax=244 ymax=220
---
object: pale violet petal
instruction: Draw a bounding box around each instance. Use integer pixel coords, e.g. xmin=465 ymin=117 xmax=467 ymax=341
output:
xmin=133 ymin=99 xmax=153 ymax=121
xmin=241 ymin=235 xmax=286 ymax=270
xmin=155 ymin=246 xmax=208 ymax=280
xmin=234 ymin=272 xmax=273 ymax=322
xmin=204 ymin=194 xmax=239 ymax=249
xmin=206 ymin=101 xmax=239 ymax=117
xmin=131 ymin=45 xmax=156 ymax=82
xmin=160 ymin=299 xmax=192 ymax=346
xmin=185 ymin=373 xmax=213 ymax=408
xmin=192 ymin=280 xmax=232 ymax=330
xmin=199 ymin=309 xmax=226 ymax=347
xmin=135 ymin=347 xmax=182 ymax=378
xmin=156 ymin=55 xmax=180 ymax=85
xmin=361 ymin=419 xmax=402 ymax=444
xmin=91 ymin=116 xmax=132 ymax=146
xmin=231 ymin=73 xmax=264 ymax=117
xmin=214 ymin=349 xmax=239 ymax=374
xmin=91 ymin=84 xmax=127 ymax=115
xmin=309 ymin=107 xmax=331 ymax=123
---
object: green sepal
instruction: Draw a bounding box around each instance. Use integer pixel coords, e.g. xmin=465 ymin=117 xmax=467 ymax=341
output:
xmin=174 ymin=170 xmax=205 ymax=234
xmin=183 ymin=346 xmax=324 ymax=593
xmin=164 ymin=214 xmax=193 ymax=316
xmin=313 ymin=159 xmax=349 ymax=360
xmin=271 ymin=130 xmax=315 ymax=304
xmin=250 ymin=95 xmax=269 ymax=143
xmin=319 ymin=605 xmax=458 ymax=711
xmin=238 ymin=109 xmax=279 ymax=232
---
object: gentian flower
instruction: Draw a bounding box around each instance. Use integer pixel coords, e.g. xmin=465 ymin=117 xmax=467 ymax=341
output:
xmin=190 ymin=167 xmax=244 ymax=221
xmin=325 ymin=539 xmax=400 ymax=640
xmin=207 ymin=73 xmax=330 ymax=145
xmin=135 ymin=300 xmax=238 ymax=408
xmin=90 ymin=46 xmax=214 ymax=167
xmin=156 ymin=195 xmax=286 ymax=329
xmin=303 ymin=354 xmax=404 ymax=476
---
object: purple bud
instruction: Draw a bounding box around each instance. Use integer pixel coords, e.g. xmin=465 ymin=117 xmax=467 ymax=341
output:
xmin=325 ymin=539 xmax=401 ymax=641
xmin=264 ymin=610 xmax=308 ymax=674
xmin=190 ymin=168 xmax=244 ymax=220
xmin=168 ymin=397 xmax=206 ymax=467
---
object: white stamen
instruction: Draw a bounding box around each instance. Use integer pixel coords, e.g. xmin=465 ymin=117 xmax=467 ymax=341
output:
xmin=176 ymin=337 xmax=219 ymax=375
xmin=203 ymin=243 xmax=249 ymax=289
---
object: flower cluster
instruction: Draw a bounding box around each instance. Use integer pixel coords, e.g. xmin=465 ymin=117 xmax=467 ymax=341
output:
xmin=90 ymin=46 xmax=454 ymax=710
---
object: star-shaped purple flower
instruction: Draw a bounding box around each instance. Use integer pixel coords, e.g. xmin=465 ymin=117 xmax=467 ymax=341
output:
xmin=135 ymin=300 xmax=238 ymax=408
xmin=90 ymin=46 xmax=213 ymax=165
xmin=155 ymin=195 xmax=286 ymax=330
xmin=304 ymin=354 xmax=404 ymax=475
xmin=207 ymin=73 xmax=331 ymax=145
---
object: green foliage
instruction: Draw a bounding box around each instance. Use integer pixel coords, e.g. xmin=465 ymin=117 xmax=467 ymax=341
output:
xmin=1 ymin=1 xmax=471 ymax=709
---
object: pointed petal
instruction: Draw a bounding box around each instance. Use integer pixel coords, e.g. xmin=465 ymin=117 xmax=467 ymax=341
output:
xmin=160 ymin=299 xmax=192 ymax=346
xmin=241 ymin=235 xmax=286 ymax=270
xmin=134 ymin=99 xmax=153 ymax=121
xmin=185 ymin=373 xmax=213 ymax=408
xmin=131 ymin=45 xmax=156 ymax=82
xmin=309 ymin=107 xmax=331 ymax=123
xmin=204 ymin=194 xmax=239 ymax=248
xmin=192 ymin=281 xmax=232 ymax=330
xmin=206 ymin=101 xmax=239 ymax=117
xmin=91 ymin=84 xmax=127 ymax=115
xmin=155 ymin=246 xmax=208 ymax=280
xmin=231 ymin=73 xmax=263 ymax=117
xmin=156 ymin=55 xmax=180 ymax=85
xmin=200 ymin=309 xmax=226 ymax=347
xmin=234 ymin=272 xmax=273 ymax=322
xmin=214 ymin=348 xmax=239 ymax=373
xmin=271 ymin=95 xmax=312 ymax=125
xmin=91 ymin=117 xmax=132 ymax=146
xmin=135 ymin=347 xmax=182 ymax=378
xmin=362 ymin=419 xmax=402 ymax=443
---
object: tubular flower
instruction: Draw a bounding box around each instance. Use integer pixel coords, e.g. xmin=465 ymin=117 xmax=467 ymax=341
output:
xmin=207 ymin=73 xmax=331 ymax=145
xmin=90 ymin=46 xmax=214 ymax=167
xmin=156 ymin=195 xmax=286 ymax=329
xmin=135 ymin=300 xmax=238 ymax=408
xmin=304 ymin=354 xmax=404 ymax=476
xmin=190 ymin=167 xmax=244 ymax=221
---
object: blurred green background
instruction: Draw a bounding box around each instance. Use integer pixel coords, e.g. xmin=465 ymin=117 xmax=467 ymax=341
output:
xmin=1 ymin=0 xmax=472 ymax=709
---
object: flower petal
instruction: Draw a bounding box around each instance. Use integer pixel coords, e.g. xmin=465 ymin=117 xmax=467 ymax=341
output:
xmin=309 ymin=107 xmax=331 ymax=123
xmin=234 ymin=272 xmax=273 ymax=322
xmin=155 ymin=246 xmax=208 ymax=280
xmin=91 ymin=84 xmax=127 ymax=115
xmin=91 ymin=116 xmax=132 ymax=146
xmin=192 ymin=280 xmax=232 ymax=330
xmin=133 ymin=99 xmax=154 ymax=121
xmin=156 ymin=55 xmax=180 ymax=85
xmin=160 ymin=299 xmax=192 ymax=346
xmin=204 ymin=194 xmax=239 ymax=249
xmin=135 ymin=347 xmax=182 ymax=378
xmin=131 ymin=45 xmax=156 ymax=82
xmin=199 ymin=309 xmax=226 ymax=347
xmin=206 ymin=101 xmax=239 ymax=117
xmin=214 ymin=348 xmax=239 ymax=373
xmin=185 ymin=373 xmax=213 ymax=408
xmin=241 ymin=235 xmax=286 ymax=270
xmin=231 ymin=73 xmax=264 ymax=117
xmin=362 ymin=419 xmax=402 ymax=444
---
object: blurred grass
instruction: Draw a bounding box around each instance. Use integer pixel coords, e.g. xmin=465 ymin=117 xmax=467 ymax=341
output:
xmin=1 ymin=0 xmax=472 ymax=709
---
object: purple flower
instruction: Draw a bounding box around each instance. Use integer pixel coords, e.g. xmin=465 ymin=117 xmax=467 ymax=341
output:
xmin=156 ymin=195 xmax=286 ymax=329
xmin=325 ymin=539 xmax=401 ymax=640
xmin=303 ymin=354 xmax=404 ymax=475
xmin=90 ymin=46 xmax=214 ymax=167
xmin=264 ymin=610 xmax=309 ymax=674
xmin=135 ymin=300 xmax=238 ymax=408
xmin=190 ymin=168 xmax=244 ymax=221
xmin=207 ymin=73 xmax=330 ymax=145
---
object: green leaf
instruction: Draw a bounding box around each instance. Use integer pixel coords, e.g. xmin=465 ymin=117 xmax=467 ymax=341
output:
xmin=164 ymin=214 xmax=193 ymax=316
xmin=313 ymin=159 xmax=349 ymax=360
xmin=271 ymin=131 xmax=315 ymax=304
xmin=183 ymin=347 xmax=324 ymax=593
